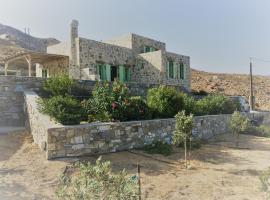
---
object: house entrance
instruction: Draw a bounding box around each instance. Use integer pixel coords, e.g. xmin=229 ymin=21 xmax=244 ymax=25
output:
xmin=111 ymin=66 xmax=118 ymax=81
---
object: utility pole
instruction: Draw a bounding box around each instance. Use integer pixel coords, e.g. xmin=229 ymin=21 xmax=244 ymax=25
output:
xmin=249 ymin=57 xmax=254 ymax=111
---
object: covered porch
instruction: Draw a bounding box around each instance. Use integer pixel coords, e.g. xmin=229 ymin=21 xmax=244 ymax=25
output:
xmin=2 ymin=52 xmax=69 ymax=77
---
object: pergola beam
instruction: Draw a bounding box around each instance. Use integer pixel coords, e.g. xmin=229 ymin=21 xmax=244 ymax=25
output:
xmin=24 ymin=55 xmax=32 ymax=77
xmin=4 ymin=61 xmax=9 ymax=76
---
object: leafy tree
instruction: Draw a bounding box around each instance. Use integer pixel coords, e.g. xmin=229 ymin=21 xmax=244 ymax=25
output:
xmin=229 ymin=111 xmax=249 ymax=146
xmin=173 ymin=111 xmax=194 ymax=169
xmin=147 ymin=86 xmax=184 ymax=118
xmin=56 ymin=157 xmax=139 ymax=200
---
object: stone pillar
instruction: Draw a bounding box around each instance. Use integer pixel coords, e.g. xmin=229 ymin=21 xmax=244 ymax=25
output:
xmin=69 ymin=19 xmax=80 ymax=79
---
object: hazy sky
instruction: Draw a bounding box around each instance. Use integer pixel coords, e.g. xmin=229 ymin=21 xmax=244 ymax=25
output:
xmin=0 ymin=0 xmax=270 ymax=75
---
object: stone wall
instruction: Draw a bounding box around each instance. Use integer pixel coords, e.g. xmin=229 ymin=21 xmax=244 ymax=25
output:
xmin=0 ymin=76 xmax=43 ymax=127
xmin=78 ymin=37 xmax=135 ymax=80
xmin=46 ymin=115 xmax=234 ymax=159
xmin=24 ymin=91 xmax=61 ymax=151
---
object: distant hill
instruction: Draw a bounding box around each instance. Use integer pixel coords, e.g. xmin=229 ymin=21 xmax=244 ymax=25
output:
xmin=191 ymin=69 xmax=270 ymax=111
xmin=0 ymin=23 xmax=60 ymax=62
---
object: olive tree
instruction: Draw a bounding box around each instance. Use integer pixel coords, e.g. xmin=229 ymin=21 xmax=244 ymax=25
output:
xmin=56 ymin=157 xmax=139 ymax=200
xmin=173 ymin=111 xmax=194 ymax=169
xmin=229 ymin=111 xmax=249 ymax=147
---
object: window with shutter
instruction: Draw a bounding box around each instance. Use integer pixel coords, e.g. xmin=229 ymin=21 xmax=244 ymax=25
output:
xmin=180 ymin=63 xmax=184 ymax=79
xmin=42 ymin=69 xmax=48 ymax=78
xmin=169 ymin=61 xmax=174 ymax=78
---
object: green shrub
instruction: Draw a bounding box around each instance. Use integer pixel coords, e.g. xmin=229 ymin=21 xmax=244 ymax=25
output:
xmin=41 ymin=74 xmax=76 ymax=97
xmin=38 ymin=96 xmax=85 ymax=125
xmin=195 ymin=94 xmax=238 ymax=116
xmin=126 ymin=96 xmax=150 ymax=121
xmin=147 ymin=86 xmax=184 ymax=118
xmin=182 ymin=94 xmax=196 ymax=115
xmin=84 ymin=80 xmax=131 ymax=122
xmin=229 ymin=111 xmax=249 ymax=135
xmin=254 ymin=125 xmax=270 ymax=137
xmin=143 ymin=141 xmax=173 ymax=156
xmin=56 ymin=157 xmax=139 ymax=200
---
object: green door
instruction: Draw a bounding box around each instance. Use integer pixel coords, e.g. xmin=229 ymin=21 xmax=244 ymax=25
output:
xmin=119 ymin=65 xmax=125 ymax=82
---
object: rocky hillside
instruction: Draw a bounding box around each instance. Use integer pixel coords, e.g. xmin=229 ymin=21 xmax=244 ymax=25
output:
xmin=191 ymin=69 xmax=270 ymax=111
xmin=0 ymin=23 xmax=59 ymax=52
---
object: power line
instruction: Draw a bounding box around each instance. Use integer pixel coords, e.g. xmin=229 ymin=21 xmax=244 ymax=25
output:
xmin=251 ymin=57 xmax=270 ymax=63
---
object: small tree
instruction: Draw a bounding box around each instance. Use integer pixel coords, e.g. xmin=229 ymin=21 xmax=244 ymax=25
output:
xmin=229 ymin=111 xmax=249 ymax=147
xmin=173 ymin=111 xmax=194 ymax=169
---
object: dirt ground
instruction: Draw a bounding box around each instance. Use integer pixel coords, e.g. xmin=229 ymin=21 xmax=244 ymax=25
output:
xmin=0 ymin=129 xmax=269 ymax=200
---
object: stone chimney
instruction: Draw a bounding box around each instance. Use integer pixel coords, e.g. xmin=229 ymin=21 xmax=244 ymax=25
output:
xmin=69 ymin=20 xmax=80 ymax=79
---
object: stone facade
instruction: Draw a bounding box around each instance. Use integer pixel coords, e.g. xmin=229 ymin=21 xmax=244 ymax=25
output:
xmin=48 ymin=20 xmax=191 ymax=91
xmin=0 ymin=76 xmax=43 ymax=126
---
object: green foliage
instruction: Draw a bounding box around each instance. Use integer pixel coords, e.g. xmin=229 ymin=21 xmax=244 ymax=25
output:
xmin=250 ymin=125 xmax=270 ymax=137
xmin=56 ymin=157 xmax=139 ymax=200
xmin=41 ymin=74 xmax=76 ymax=97
xmin=229 ymin=111 xmax=249 ymax=135
xmin=259 ymin=167 xmax=270 ymax=199
xmin=194 ymin=94 xmax=238 ymax=116
xmin=143 ymin=141 xmax=173 ymax=156
xmin=126 ymin=96 xmax=150 ymax=121
xmin=182 ymin=94 xmax=196 ymax=115
xmin=38 ymin=96 xmax=85 ymax=125
xmin=147 ymin=86 xmax=184 ymax=118
xmin=83 ymin=80 xmax=131 ymax=122
xmin=173 ymin=111 xmax=194 ymax=146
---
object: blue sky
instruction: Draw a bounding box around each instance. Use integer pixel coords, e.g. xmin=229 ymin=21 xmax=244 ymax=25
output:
xmin=0 ymin=0 xmax=270 ymax=75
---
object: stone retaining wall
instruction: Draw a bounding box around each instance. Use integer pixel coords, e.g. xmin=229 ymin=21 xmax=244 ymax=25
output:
xmin=23 ymin=90 xmax=270 ymax=160
xmin=0 ymin=76 xmax=43 ymax=126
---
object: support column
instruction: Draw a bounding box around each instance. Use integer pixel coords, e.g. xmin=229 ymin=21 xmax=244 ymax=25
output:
xmin=4 ymin=61 xmax=8 ymax=76
xmin=24 ymin=55 xmax=32 ymax=77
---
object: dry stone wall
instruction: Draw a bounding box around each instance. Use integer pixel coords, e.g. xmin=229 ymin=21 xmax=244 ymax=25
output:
xmin=24 ymin=90 xmax=270 ymax=160
xmin=0 ymin=76 xmax=43 ymax=126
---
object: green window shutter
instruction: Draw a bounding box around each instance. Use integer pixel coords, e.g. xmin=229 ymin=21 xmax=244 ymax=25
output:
xmin=173 ymin=62 xmax=178 ymax=79
xmin=124 ymin=67 xmax=131 ymax=82
xmin=106 ymin=64 xmax=111 ymax=82
xmin=150 ymin=47 xmax=156 ymax=52
xmin=180 ymin=63 xmax=184 ymax=79
xmin=100 ymin=64 xmax=107 ymax=81
xmin=144 ymin=46 xmax=150 ymax=53
xmin=119 ymin=65 xmax=125 ymax=82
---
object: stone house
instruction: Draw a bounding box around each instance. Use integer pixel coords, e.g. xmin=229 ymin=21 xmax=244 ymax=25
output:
xmin=3 ymin=20 xmax=190 ymax=91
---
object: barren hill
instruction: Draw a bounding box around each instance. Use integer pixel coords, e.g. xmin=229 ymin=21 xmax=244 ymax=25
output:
xmin=0 ymin=23 xmax=59 ymax=52
xmin=0 ymin=23 xmax=59 ymax=63
xmin=191 ymin=69 xmax=270 ymax=111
